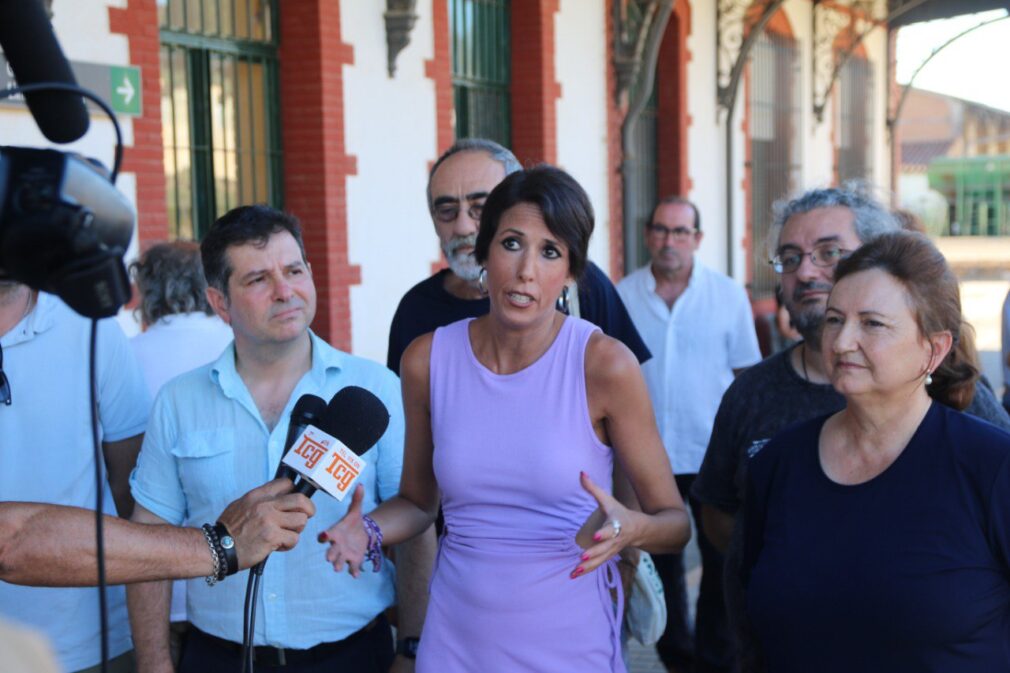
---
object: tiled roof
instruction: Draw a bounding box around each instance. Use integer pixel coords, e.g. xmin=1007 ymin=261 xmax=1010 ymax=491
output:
xmin=901 ymin=139 xmax=954 ymax=172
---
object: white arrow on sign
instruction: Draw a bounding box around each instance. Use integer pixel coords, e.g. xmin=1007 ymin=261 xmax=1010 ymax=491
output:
xmin=116 ymin=75 xmax=134 ymax=105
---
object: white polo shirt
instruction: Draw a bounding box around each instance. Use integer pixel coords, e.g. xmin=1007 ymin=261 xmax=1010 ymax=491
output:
xmin=617 ymin=262 xmax=761 ymax=474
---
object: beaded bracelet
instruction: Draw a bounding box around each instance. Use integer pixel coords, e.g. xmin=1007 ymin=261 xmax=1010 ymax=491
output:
xmin=362 ymin=514 xmax=383 ymax=573
xmin=201 ymin=523 xmax=228 ymax=585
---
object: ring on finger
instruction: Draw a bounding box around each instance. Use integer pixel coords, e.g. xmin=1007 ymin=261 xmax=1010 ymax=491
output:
xmin=611 ymin=519 xmax=622 ymax=538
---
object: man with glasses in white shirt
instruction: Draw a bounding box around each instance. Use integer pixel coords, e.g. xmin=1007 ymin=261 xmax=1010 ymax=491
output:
xmin=617 ymin=196 xmax=761 ymax=673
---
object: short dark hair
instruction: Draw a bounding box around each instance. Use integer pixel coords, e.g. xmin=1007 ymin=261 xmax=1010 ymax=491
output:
xmin=474 ymin=165 xmax=594 ymax=279
xmin=201 ymin=205 xmax=307 ymax=294
xmin=427 ymin=138 xmax=522 ymax=211
xmin=130 ymin=241 xmax=213 ymax=326
xmin=833 ymin=231 xmax=979 ymax=410
xmin=651 ymin=196 xmax=701 ymax=232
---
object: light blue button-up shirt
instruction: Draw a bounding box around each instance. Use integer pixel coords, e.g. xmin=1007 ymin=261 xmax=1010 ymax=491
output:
xmin=130 ymin=331 xmax=405 ymax=647
xmin=0 ymin=293 xmax=149 ymax=672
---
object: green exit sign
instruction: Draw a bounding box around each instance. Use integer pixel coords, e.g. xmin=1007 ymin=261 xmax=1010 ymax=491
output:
xmin=0 ymin=56 xmax=143 ymax=118
xmin=109 ymin=65 xmax=141 ymax=116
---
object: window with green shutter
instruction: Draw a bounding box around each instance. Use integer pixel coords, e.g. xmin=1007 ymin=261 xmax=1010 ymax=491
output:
xmin=450 ymin=0 xmax=511 ymax=146
xmin=837 ymin=55 xmax=873 ymax=184
xmin=159 ymin=0 xmax=281 ymax=241
xmin=748 ymin=31 xmax=802 ymax=299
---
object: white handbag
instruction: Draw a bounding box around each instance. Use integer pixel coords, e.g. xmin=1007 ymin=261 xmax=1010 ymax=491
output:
xmin=625 ymin=552 xmax=667 ymax=646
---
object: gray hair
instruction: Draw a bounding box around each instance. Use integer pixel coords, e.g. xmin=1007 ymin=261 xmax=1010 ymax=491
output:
xmin=426 ymin=138 xmax=522 ymax=211
xmin=768 ymin=182 xmax=899 ymax=258
xmin=130 ymin=241 xmax=213 ymax=326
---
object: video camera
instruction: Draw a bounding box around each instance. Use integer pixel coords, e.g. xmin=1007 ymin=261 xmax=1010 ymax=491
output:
xmin=0 ymin=0 xmax=136 ymax=319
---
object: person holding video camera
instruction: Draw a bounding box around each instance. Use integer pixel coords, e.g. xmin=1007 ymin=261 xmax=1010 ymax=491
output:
xmin=0 ymin=280 xmax=149 ymax=673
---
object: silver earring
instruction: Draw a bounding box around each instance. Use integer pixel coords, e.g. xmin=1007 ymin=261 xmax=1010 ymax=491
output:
xmin=925 ymin=372 xmax=933 ymax=386
xmin=478 ymin=268 xmax=488 ymax=295
xmin=558 ymin=285 xmax=571 ymax=314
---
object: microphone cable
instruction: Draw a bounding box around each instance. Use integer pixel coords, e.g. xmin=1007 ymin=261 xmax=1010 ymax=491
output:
xmin=1 ymin=81 xmax=125 ymax=673
xmin=89 ymin=319 xmax=109 ymax=673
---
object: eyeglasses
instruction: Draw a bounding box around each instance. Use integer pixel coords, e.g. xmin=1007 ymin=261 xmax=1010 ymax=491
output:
xmin=770 ymin=243 xmax=851 ymax=274
xmin=0 ymin=342 xmax=10 ymax=406
xmin=433 ymin=202 xmax=484 ymax=224
xmin=647 ymin=224 xmax=697 ymax=241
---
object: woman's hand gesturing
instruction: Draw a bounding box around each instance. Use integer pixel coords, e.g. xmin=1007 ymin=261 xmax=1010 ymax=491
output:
xmin=571 ymin=471 xmax=635 ymax=579
xmin=319 ymin=484 xmax=369 ymax=578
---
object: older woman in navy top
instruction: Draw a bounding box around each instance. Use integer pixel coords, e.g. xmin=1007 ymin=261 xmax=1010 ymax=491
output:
xmin=741 ymin=231 xmax=1010 ymax=673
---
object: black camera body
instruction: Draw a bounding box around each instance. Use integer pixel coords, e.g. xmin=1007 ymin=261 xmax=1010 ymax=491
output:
xmin=0 ymin=147 xmax=134 ymax=318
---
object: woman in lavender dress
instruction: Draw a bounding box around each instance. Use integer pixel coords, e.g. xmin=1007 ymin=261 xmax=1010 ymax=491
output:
xmin=322 ymin=166 xmax=689 ymax=672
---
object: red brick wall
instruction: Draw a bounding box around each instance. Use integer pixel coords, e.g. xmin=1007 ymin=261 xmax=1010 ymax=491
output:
xmin=656 ymin=0 xmax=692 ymax=200
xmin=426 ymin=0 xmax=453 ymax=276
xmin=605 ymin=1 xmax=625 ymax=279
xmin=511 ymin=0 xmax=561 ymax=166
xmin=108 ymin=0 xmax=169 ymax=245
xmin=279 ymin=0 xmax=360 ymax=350
xmin=427 ymin=0 xmax=454 ymax=158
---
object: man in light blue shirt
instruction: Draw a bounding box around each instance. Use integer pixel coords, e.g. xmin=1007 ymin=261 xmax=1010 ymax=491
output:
xmin=0 ymin=284 xmax=149 ymax=673
xmin=128 ymin=206 xmax=405 ymax=673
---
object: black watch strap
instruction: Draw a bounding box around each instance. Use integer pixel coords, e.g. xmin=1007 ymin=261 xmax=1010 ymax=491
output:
xmin=213 ymin=522 xmax=239 ymax=576
xmin=396 ymin=637 xmax=420 ymax=659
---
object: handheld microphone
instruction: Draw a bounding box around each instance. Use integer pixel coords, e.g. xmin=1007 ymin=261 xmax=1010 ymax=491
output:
xmin=283 ymin=386 xmax=391 ymax=499
xmin=250 ymin=394 xmax=329 ymax=577
xmin=275 ymin=394 xmax=327 ymax=481
xmin=0 ymin=0 xmax=90 ymax=143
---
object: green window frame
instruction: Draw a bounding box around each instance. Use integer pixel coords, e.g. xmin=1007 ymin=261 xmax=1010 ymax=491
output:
xmin=450 ymin=0 xmax=511 ymax=147
xmin=748 ymin=31 xmax=802 ymax=299
xmin=624 ymin=85 xmax=658 ymax=273
xmin=159 ymin=0 xmax=282 ymax=241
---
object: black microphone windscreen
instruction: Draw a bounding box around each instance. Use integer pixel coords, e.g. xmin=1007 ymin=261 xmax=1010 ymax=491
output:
xmin=0 ymin=0 xmax=90 ymax=143
xmin=292 ymin=394 xmax=327 ymax=423
xmin=318 ymin=386 xmax=390 ymax=456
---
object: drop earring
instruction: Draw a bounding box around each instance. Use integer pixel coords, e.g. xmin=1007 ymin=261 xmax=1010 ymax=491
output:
xmin=478 ymin=267 xmax=488 ymax=295
xmin=557 ymin=285 xmax=571 ymax=315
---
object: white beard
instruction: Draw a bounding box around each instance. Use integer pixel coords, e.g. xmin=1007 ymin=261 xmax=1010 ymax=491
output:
xmin=442 ymin=235 xmax=481 ymax=281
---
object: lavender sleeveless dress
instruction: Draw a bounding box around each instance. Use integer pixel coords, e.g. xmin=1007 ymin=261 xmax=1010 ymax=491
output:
xmin=417 ymin=316 xmax=626 ymax=672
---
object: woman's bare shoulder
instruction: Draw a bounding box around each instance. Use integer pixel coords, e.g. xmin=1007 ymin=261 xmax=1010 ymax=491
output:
xmin=401 ymin=331 xmax=434 ymax=385
xmin=585 ymin=330 xmax=640 ymax=388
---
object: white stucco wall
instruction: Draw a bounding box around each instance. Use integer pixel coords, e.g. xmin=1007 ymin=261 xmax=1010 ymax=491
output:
xmin=555 ymin=0 xmax=611 ymax=276
xmin=342 ymin=0 xmax=439 ymax=362
xmin=685 ymin=0 xmax=728 ymax=276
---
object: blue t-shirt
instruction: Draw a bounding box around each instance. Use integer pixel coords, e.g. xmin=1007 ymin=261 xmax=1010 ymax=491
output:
xmin=742 ymin=402 xmax=1010 ymax=673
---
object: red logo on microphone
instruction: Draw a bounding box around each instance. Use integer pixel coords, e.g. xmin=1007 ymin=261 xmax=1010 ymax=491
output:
xmin=293 ymin=435 xmax=327 ymax=469
xmin=326 ymin=453 xmax=360 ymax=491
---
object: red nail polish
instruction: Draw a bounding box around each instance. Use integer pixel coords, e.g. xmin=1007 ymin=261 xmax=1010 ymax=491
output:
xmin=317 ymin=532 xmax=328 ymax=543
xmin=593 ymin=533 xmax=602 ymax=542
xmin=581 ymin=553 xmax=590 ymax=562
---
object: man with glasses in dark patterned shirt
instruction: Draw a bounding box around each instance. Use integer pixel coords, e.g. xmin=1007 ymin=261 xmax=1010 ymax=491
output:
xmin=691 ymin=185 xmax=1010 ymax=672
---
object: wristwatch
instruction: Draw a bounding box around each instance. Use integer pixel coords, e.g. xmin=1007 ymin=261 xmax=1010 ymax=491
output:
xmin=396 ymin=637 xmax=420 ymax=659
